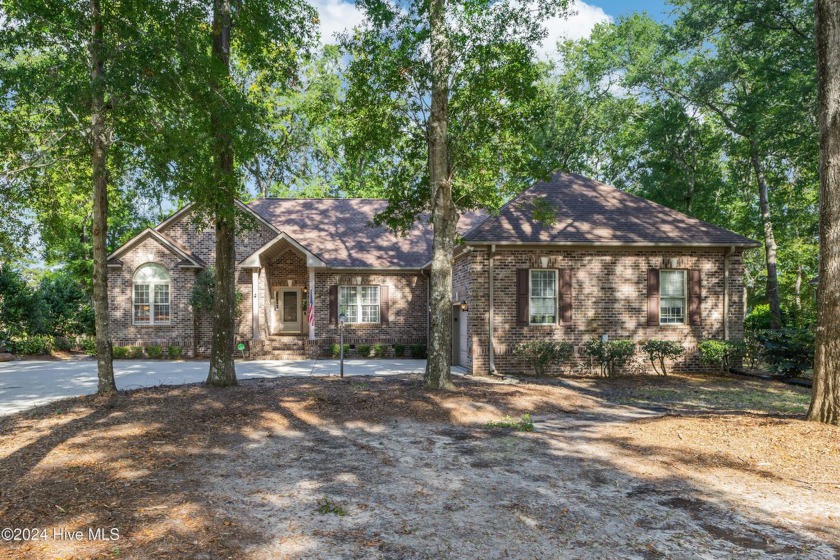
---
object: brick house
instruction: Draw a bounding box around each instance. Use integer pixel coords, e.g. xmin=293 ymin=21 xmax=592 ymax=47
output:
xmin=107 ymin=172 xmax=758 ymax=373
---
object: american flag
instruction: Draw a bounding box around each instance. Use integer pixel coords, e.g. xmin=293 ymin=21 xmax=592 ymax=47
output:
xmin=308 ymin=289 xmax=315 ymax=327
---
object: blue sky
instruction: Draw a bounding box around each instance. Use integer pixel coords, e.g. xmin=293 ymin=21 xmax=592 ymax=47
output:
xmin=596 ymin=0 xmax=671 ymax=19
xmin=313 ymin=0 xmax=672 ymax=57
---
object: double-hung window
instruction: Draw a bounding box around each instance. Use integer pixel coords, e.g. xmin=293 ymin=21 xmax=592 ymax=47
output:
xmin=339 ymin=285 xmax=380 ymax=324
xmin=660 ymin=270 xmax=686 ymax=324
xmin=529 ymin=269 xmax=557 ymax=325
xmin=134 ymin=264 xmax=171 ymax=325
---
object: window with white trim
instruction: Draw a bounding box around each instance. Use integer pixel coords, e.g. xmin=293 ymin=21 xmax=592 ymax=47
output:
xmin=134 ymin=264 xmax=171 ymax=325
xmin=339 ymin=285 xmax=380 ymax=324
xmin=660 ymin=270 xmax=686 ymax=324
xmin=529 ymin=269 xmax=557 ymax=324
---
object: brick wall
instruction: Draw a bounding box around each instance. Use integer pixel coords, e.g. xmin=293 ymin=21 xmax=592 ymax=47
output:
xmin=466 ymin=247 xmax=745 ymax=376
xmin=313 ymin=272 xmax=428 ymax=355
xmin=107 ymin=237 xmax=198 ymax=355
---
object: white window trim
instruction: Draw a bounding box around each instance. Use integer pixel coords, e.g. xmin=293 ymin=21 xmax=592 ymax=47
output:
xmin=133 ymin=264 xmax=172 ymax=326
xmin=659 ymin=269 xmax=687 ymax=326
xmin=338 ymin=285 xmax=381 ymax=325
xmin=529 ymin=269 xmax=558 ymax=326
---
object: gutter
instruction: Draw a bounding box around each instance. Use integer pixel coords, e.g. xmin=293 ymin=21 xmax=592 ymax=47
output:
xmin=488 ymin=244 xmax=496 ymax=374
xmin=464 ymin=240 xmax=762 ymax=249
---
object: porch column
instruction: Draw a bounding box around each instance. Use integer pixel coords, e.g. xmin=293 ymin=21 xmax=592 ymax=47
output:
xmin=252 ymin=268 xmax=261 ymax=340
xmin=308 ymin=269 xmax=316 ymax=340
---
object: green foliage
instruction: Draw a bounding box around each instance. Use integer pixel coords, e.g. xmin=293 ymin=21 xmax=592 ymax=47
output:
xmin=486 ymin=413 xmax=535 ymax=432
xmin=639 ymin=340 xmax=685 ymax=376
xmin=190 ymin=268 xmax=244 ymax=317
xmin=393 ymin=344 xmax=406 ymax=358
xmin=316 ymin=497 xmax=347 ymax=516
xmin=79 ymin=336 xmax=97 ymax=356
xmin=9 ymin=335 xmax=55 ymax=355
xmin=340 ymin=0 xmax=570 ymax=230
xmin=357 ymin=344 xmax=372 ymax=358
xmin=372 ymin=343 xmax=388 ymax=358
xmin=698 ymin=340 xmax=745 ymax=374
xmin=745 ymin=304 xmax=775 ymax=331
xmin=410 ymin=344 xmax=427 ymax=359
xmin=514 ymin=340 xmax=574 ymax=377
xmin=582 ymin=339 xmax=636 ymax=377
xmin=330 ymin=344 xmax=350 ymax=358
xmin=146 ymin=345 xmax=163 ymax=359
xmin=167 ymin=345 xmax=183 ymax=360
xmin=752 ymin=328 xmax=815 ymax=378
xmin=114 ymin=346 xmax=143 ymax=359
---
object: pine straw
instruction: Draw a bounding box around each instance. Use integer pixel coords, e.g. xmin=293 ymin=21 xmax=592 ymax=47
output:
xmin=0 ymin=373 xmax=837 ymax=558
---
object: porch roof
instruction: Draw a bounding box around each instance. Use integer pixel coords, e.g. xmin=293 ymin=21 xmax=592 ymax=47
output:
xmin=239 ymin=232 xmax=327 ymax=269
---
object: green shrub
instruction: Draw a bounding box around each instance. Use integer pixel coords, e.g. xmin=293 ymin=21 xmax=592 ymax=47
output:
xmin=514 ymin=340 xmax=574 ymax=377
xmin=582 ymin=338 xmax=636 ymax=377
xmin=167 ymin=345 xmax=183 ymax=359
xmin=128 ymin=346 xmax=143 ymax=359
xmin=372 ymin=343 xmax=388 ymax=357
xmin=357 ymin=344 xmax=372 ymax=358
xmin=146 ymin=345 xmax=163 ymax=359
xmin=113 ymin=346 xmax=131 ymax=359
xmin=698 ymin=340 xmax=744 ymax=374
xmin=752 ymin=328 xmax=814 ymax=378
xmin=744 ymin=304 xmax=775 ymax=331
xmin=639 ymin=340 xmax=685 ymax=376
xmin=9 ymin=335 xmax=55 ymax=355
xmin=393 ymin=344 xmax=406 ymax=358
xmin=410 ymin=344 xmax=427 ymax=359
xmin=80 ymin=336 xmax=97 ymax=356
xmin=330 ymin=343 xmax=350 ymax=358
xmin=54 ymin=337 xmax=73 ymax=352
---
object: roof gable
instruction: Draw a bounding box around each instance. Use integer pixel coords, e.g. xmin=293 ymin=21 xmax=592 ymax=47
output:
xmin=463 ymin=172 xmax=760 ymax=247
xmin=107 ymin=228 xmax=207 ymax=268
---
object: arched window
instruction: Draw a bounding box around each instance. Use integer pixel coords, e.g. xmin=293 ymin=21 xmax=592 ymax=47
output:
xmin=133 ymin=264 xmax=170 ymax=325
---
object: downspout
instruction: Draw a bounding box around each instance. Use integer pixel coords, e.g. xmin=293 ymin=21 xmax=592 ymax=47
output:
xmin=488 ymin=244 xmax=496 ymax=373
xmin=724 ymin=246 xmax=734 ymax=341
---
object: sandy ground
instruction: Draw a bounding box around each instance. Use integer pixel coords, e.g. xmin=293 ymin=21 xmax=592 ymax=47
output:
xmin=0 ymin=373 xmax=837 ymax=559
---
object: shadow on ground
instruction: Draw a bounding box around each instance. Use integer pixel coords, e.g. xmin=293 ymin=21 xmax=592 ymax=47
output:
xmin=0 ymin=374 xmax=836 ymax=559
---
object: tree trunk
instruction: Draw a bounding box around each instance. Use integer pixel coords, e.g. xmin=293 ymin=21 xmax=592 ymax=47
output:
xmin=424 ymin=0 xmax=456 ymax=390
xmin=90 ymin=0 xmax=116 ymax=395
xmin=750 ymin=147 xmax=783 ymax=329
xmin=808 ymin=0 xmax=840 ymax=425
xmin=206 ymin=0 xmax=237 ymax=387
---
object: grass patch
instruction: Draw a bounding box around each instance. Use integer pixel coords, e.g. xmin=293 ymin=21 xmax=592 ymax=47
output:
xmin=486 ymin=413 xmax=534 ymax=432
xmin=316 ymin=497 xmax=348 ymax=516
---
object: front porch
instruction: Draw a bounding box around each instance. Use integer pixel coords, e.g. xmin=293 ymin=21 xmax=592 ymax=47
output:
xmin=239 ymin=232 xmax=327 ymax=349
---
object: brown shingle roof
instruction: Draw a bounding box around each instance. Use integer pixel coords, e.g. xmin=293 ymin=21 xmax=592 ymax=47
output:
xmin=247 ymin=198 xmax=486 ymax=268
xmin=463 ymin=172 xmax=759 ymax=247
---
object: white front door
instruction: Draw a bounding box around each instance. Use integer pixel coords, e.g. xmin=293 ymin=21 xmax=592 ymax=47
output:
xmin=271 ymin=287 xmax=301 ymax=334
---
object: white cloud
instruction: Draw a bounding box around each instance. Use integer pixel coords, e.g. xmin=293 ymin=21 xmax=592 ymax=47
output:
xmin=312 ymin=0 xmax=366 ymax=44
xmin=537 ymin=1 xmax=612 ymax=58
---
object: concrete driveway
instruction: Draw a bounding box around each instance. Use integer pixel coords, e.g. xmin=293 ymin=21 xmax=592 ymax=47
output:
xmin=0 ymin=358 xmax=427 ymax=416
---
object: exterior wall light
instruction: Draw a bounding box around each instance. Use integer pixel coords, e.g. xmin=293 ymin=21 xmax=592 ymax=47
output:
xmin=460 ymin=300 xmax=469 ymax=312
